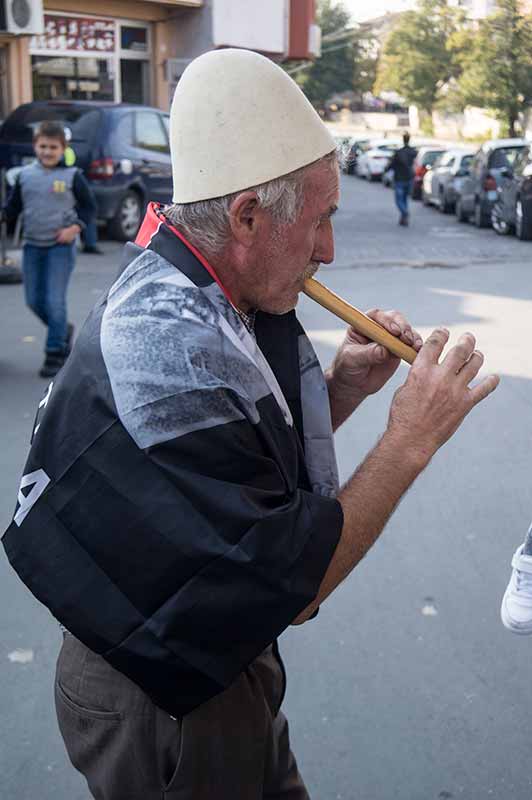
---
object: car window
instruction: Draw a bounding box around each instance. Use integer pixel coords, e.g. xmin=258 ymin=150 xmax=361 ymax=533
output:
xmin=512 ymin=146 xmax=529 ymax=176
xmin=460 ymin=154 xmax=473 ymax=170
xmin=134 ymin=111 xmax=169 ymax=153
xmin=489 ymin=146 xmax=524 ymax=169
xmin=0 ymin=103 xmax=101 ymax=143
xmin=438 ymin=152 xmax=455 ymax=167
xmin=422 ymin=150 xmax=444 ymax=166
xmin=113 ymin=113 xmax=134 ymax=148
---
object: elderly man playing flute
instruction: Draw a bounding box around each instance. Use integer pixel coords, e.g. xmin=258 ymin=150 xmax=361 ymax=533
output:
xmin=3 ymin=49 xmax=499 ymax=800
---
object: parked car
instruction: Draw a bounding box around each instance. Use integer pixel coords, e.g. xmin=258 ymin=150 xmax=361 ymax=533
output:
xmin=411 ymin=146 xmax=446 ymax=200
xmin=343 ymin=138 xmax=370 ymax=175
xmin=454 ymin=138 xmax=526 ymax=228
xmin=355 ymin=138 xmax=401 ymax=181
xmin=0 ymin=100 xmax=173 ymax=241
xmin=491 ymin=142 xmax=532 ymax=240
xmin=421 ymin=148 xmax=475 ymax=213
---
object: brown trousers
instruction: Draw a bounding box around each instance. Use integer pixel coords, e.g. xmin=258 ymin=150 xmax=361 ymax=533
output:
xmin=55 ymin=633 xmax=310 ymax=800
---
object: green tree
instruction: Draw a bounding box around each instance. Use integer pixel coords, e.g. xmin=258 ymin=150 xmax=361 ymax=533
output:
xmin=375 ymin=0 xmax=466 ymax=122
xmin=288 ymin=0 xmax=377 ymax=111
xmin=453 ymin=0 xmax=532 ymax=136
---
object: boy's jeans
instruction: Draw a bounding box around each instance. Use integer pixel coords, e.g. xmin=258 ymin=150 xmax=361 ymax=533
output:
xmin=22 ymin=243 xmax=75 ymax=353
xmin=394 ymin=180 xmax=413 ymax=218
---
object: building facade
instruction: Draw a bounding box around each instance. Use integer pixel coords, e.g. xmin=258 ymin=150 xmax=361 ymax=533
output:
xmin=1 ymin=0 xmax=318 ymax=117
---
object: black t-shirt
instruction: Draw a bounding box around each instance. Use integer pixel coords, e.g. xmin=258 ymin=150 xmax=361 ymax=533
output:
xmin=389 ymin=146 xmax=418 ymax=182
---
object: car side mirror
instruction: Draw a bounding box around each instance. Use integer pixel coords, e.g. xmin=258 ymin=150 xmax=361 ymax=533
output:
xmin=456 ymin=168 xmax=469 ymax=177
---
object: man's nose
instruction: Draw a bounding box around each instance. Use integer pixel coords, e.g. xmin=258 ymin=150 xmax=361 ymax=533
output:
xmin=313 ymin=222 xmax=335 ymax=265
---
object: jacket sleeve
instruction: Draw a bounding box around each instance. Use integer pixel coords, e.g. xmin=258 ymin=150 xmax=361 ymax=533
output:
xmin=3 ymin=177 xmax=22 ymax=224
xmin=72 ymin=169 xmax=97 ymax=227
xmin=128 ymin=388 xmax=343 ymax=694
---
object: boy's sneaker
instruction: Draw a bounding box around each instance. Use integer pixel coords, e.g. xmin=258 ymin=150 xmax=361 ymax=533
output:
xmin=501 ymin=545 xmax=532 ymax=634
xmin=39 ymin=352 xmax=66 ymax=379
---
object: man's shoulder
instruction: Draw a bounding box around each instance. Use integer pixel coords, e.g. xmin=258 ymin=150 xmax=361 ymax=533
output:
xmin=98 ymin=248 xmax=266 ymax=444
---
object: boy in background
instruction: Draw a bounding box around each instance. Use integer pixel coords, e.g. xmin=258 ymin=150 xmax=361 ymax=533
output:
xmin=4 ymin=120 xmax=96 ymax=377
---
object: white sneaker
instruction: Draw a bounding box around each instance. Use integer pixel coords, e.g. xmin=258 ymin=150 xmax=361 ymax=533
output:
xmin=501 ymin=545 xmax=532 ymax=634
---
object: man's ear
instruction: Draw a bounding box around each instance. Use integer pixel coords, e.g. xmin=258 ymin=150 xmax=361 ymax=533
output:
xmin=228 ymin=191 xmax=264 ymax=247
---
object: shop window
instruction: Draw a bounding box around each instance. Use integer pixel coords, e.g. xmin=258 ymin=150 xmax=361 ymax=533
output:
xmin=134 ymin=111 xmax=169 ymax=153
xmin=121 ymin=26 xmax=148 ymax=53
xmin=32 ymin=55 xmax=114 ymax=102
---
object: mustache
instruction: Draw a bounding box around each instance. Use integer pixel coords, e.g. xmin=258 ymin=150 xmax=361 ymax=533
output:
xmin=302 ymin=262 xmax=320 ymax=280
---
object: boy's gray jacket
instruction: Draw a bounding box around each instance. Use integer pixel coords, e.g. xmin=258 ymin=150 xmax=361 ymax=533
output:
xmin=2 ymin=204 xmax=343 ymax=717
xmin=14 ymin=162 xmax=89 ymax=246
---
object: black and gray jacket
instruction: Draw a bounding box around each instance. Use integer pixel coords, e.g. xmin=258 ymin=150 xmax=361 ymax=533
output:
xmin=4 ymin=161 xmax=96 ymax=247
xmin=2 ymin=203 xmax=343 ymax=717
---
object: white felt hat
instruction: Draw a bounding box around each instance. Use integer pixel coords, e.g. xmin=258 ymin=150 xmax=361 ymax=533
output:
xmin=170 ymin=48 xmax=336 ymax=204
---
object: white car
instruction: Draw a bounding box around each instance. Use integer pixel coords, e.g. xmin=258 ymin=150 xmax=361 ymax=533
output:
xmin=356 ymin=139 xmax=401 ymax=181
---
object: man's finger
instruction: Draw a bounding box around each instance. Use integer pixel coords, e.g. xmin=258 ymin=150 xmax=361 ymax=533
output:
xmin=411 ymin=329 xmax=424 ymax=351
xmin=361 ymin=343 xmax=390 ymax=365
xmin=345 ymin=326 xmax=371 ymax=346
xmin=468 ymin=374 xmax=500 ymax=406
xmin=415 ymin=328 xmax=449 ymax=365
xmin=457 ymin=350 xmax=484 ymax=385
xmin=442 ymin=332 xmax=476 ymax=373
xmin=366 ymin=308 xmax=415 ymax=345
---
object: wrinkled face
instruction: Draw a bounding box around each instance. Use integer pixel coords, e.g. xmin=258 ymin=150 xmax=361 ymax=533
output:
xmin=34 ymin=136 xmax=65 ymax=169
xmin=246 ymin=158 xmax=340 ymax=315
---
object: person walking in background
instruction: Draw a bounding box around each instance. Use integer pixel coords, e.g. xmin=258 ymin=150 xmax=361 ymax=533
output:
xmin=3 ymin=120 xmax=96 ymax=377
xmin=388 ymin=132 xmax=417 ymax=227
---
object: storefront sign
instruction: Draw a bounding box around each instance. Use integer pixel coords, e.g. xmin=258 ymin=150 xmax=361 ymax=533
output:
xmin=31 ymin=15 xmax=115 ymax=53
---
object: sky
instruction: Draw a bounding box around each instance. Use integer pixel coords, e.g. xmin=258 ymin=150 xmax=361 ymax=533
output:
xmin=343 ymin=0 xmax=415 ymax=22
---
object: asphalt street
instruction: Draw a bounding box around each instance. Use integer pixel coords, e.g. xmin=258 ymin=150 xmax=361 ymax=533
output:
xmin=2 ymin=175 xmax=532 ymax=799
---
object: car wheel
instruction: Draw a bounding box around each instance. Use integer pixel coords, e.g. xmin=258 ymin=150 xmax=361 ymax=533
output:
xmin=516 ymin=199 xmax=532 ymax=241
xmin=474 ymin=198 xmax=490 ymax=229
xmin=455 ymin=197 xmax=469 ymax=223
xmin=491 ymin=203 xmax=510 ymax=235
xmin=108 ymin=190 xmax=143 ymax=241
xmin=441 ymin=191 xmax=453 ymax=214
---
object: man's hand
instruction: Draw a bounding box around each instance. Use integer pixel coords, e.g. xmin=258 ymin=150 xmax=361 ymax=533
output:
xmin=56 ymin=224 xmax=81 ymax=244
xmin=326 ymin=308 xmax=423 ymax=430
xmin=294 ymin=327 xmax=499 ymax=625
xmin=387 ymin=328 xmax=500 ymax=462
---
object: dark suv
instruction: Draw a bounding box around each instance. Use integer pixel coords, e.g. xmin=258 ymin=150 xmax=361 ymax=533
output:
xmin=455 ymin=138 xmax=526 ymax=228
xmin=0 ymin=101 xmax=173 ymax=240
xmin=491 ymin=143 xmax=532 ymax=240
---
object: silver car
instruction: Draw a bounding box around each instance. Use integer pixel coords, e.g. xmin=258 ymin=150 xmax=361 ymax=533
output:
xmin=422 ymin=148 xmax=475 ymax=213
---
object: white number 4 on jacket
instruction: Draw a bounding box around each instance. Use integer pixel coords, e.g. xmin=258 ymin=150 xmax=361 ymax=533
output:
xmin=14 ymin=469 xmax=50 ymax=527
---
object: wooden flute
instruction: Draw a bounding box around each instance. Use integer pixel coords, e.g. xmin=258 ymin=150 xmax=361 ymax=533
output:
xmin=303 ymin=277 xmax=418 ymax=365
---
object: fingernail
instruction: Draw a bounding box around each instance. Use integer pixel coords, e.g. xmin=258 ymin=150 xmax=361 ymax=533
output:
xmin=415 ymin=337 xmax=423 ymax=348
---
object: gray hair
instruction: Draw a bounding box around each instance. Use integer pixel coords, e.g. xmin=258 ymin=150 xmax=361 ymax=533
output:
xmin=164 ymin=151 xmax=337 ymax=259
